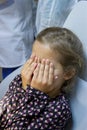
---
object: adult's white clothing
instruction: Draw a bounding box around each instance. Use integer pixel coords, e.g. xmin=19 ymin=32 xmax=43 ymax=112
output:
xmin=36 ymin=0 xmax=78 ymax=35
xmin=0 ymin=0 xmax=35 ymax=68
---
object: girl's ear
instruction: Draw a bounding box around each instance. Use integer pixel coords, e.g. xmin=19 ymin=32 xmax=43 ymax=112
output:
xmin=63 ymin=68 xmax=76 ymax=80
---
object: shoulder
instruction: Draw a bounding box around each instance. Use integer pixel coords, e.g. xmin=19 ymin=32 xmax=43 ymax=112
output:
xmin=56 ymin=94 xmax=71 ymax=114
xmin=50 ymin=93 xmax=72 ymax=119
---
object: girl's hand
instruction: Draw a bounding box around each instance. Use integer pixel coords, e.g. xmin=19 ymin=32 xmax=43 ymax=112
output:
xmin=21 ymin=54 xmax=37 ymax=90
xmin=30 ymin=59 xmax=55 ymax=95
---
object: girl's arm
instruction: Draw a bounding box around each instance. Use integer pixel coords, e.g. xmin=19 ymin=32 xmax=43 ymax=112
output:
xmin=0 ymin=74 xmax=50 ymax=129
xmin=0 ymin=73 xmax=49 ymax=118
xmin=0 ymin=74 xmax=23 ymax=117
xmin=0 ymin=74 xmax=71 ymax=129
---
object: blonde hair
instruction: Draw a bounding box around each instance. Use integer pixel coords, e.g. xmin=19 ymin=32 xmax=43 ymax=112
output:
xmin=36 ymin=27 xmax=84 ymax=93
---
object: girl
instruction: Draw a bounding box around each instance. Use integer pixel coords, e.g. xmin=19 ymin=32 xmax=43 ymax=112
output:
xmin=0 ymin=27 xmax=84 ymax=130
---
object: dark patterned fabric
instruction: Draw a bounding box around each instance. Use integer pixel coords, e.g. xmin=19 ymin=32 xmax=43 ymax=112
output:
xmin=0 ymin=75 xmax=71 ymax=130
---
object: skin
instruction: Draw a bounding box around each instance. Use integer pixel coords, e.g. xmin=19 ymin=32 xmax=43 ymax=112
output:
xmin=21 ymin=41 xmax=74 ymax=98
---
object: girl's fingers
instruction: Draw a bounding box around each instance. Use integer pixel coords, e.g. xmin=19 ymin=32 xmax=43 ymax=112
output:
xmin=37 ymin=57 xmax=40 ymax=63
xmin=38 ymin=59 xmax=45 ymax=80
xmin=34 ymin=56 xmax=38 ymax=63
xmin=25 ymin=54 xmax=36 ymax=67
xmin=21 ymin=62 xmax=37 ymax=89
xmin=26 ymin=62 xmax=37 ymax=83
xmin=32 ymin=63 xmax=40 ymax=80
xmin=43 ymin=59 xmax=50 ymax=84
xmin=31 ymin=60 xmax=45 ymax=88
xmin=48 ymin=62 xmax=54 ymax=85
xmin=21 ymin=54 xmax=36 ymax=73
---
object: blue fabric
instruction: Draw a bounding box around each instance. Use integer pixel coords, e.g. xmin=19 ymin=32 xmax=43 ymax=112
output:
xmin=2 ymin=67 xmax=19 ymax=79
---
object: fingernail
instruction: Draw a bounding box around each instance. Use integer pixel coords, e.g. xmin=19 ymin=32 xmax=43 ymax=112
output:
xmin=55 ymin=76 xmax=58 ymax=79
xmin=50 ymin=62 xmax=53 ymax=66
xmin=42 ymin=59 xmax=45 ymax=63
xmin=46 ymin=59 xmax=50 ymax=64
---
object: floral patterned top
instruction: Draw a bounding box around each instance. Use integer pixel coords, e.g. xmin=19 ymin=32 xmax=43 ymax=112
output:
xmin=0 ymin=74 xmax=71 ymax=130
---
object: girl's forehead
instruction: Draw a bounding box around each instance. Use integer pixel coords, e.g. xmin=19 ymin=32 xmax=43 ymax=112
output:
xmin=32 ymin=41 xmax=62 ymax=65
xmin=32 ymin=41 xmax=53 ymax=59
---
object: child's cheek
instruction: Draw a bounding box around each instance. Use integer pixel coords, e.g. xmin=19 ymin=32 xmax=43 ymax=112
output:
xmin=54 ymin=69 xmax=59 ymax=80
xmin=54 ymin=68 xmax=64 ymax=80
